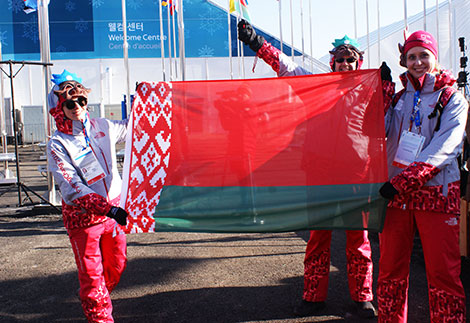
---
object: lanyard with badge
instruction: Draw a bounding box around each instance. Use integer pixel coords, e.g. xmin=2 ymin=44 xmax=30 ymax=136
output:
xmin=392 ymin=90 xmax=426 ymax=168
xmin=73 ymin=118 xmax=106 ymax=185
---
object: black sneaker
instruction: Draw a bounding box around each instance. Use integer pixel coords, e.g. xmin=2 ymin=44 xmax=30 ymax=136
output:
xmin=293 ymin=300 xmax=326 ymax=317
xmin=354 ymin=301 xmax=377 ymax=318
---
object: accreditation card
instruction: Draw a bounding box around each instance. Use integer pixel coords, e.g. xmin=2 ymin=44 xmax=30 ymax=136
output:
xmin=73 ymin=147 xmax=106 ymax=185
xmin=392 ymin=130 xmax=425 ymax=169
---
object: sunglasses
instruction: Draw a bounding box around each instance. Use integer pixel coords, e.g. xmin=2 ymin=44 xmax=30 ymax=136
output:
xmin=64 ymin=97 xmax=87 ymax=110
xmin=335 ymin=57 xmax=357 ymax=64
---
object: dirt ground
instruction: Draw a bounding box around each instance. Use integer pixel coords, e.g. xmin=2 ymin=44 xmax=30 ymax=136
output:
xmin=0 ymin=145 xmax=469 ymax=323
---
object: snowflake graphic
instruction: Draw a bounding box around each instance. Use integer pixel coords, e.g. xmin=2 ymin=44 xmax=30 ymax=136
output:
xmin=55 ymin=45 xmax=66 ymax=53
xmin=0 ymin=31 xmax=8 ymax=46
xmin=199 ymin=8 xmax=223 ymax=36
xmin=198 ymin=45 xmax=214 ymax=57
xmin=128 ymin=0 xmax=143 ymax=10
xmin=65 ymin=1 xmax=76 ymax=12
xmin=75 ymin=19 xmax=89 ymax=33
xmin=54 ymin=45 xmax=67 ymax=57
xmin=8 ymin=0 xmax=24 ymax=13
xmin=22 ymin=19 xmax=39 ymax=43
xmin=89 ymin=0 xmax=104 ymax=8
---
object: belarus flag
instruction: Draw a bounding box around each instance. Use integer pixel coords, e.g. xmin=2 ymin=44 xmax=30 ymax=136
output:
xmin=119 ymin=69 xmax=388 ymax=234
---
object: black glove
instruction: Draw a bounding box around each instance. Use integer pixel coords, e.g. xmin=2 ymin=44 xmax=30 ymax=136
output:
xmin=237 ymin=19 xmax=265 ymax=52
xmin=380 ymin=61 xmax=392 ymax=82
xmin=379 ymin=181 xmax=399 ymax=200
xmin=107 ymin=206 xmax=128 ymax=226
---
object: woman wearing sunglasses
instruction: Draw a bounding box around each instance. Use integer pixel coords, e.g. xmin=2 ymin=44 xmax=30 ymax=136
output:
xmin=237 ymin=20 xmax=386 ymax=318
xmin=47 ymin=70 xmax=129 ymax=322
xmin=378 ymin=30 xmax=467 ymax=322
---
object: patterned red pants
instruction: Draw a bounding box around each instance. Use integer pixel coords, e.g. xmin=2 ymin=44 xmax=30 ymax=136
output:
xmin=377 ymin=207 xmax=465 ymax=322
xmin=303 ymin=230 xmax=373 ymax=302
xmin=68 ymin=218 xmax=127 ymax=323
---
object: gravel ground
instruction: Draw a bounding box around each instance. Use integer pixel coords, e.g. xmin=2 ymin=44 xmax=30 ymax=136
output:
xmin=0 ymin=145 xmax=469 ymax=323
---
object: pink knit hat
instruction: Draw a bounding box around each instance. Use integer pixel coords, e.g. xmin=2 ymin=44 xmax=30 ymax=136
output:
xmin=403 ymin=30 xmax=438 ymax=58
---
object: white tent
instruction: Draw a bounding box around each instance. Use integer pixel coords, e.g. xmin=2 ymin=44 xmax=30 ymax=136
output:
xmin=318 ymin=0 xmax=470 ymax=87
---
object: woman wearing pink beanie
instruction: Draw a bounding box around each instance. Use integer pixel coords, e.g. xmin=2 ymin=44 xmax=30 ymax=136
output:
xmin=378 ymin=30 xmax=467 ymax=322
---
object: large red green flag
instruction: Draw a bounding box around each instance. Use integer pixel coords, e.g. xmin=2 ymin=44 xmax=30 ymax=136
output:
xmin=119 ymin=69 xmax=388 ymax=234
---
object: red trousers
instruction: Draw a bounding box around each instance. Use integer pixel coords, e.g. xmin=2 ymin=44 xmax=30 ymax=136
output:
xmin=68 ymin=218 xmax=127 ymax=323
xmin=303 ymin=230 xmax=373 ymax=302
xmin=377 ymin=207 xmax=466 ymax=323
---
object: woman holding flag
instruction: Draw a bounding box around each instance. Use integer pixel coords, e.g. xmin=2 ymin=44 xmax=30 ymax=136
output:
xmin=237 ymin=19 xmax=392 ymax=318
xmin=47 ymin=70 xmax=129 ymax=323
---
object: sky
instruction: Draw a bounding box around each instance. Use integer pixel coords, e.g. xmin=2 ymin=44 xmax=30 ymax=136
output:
xmin=211 ymin=0 xmax=449 ymax=60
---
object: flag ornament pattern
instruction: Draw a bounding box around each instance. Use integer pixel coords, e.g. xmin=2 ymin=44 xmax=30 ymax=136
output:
xmin=120 ymin=70 xmax=388 ymax=234
xmin=229 ymin=0 xmax=251 ymax=22
xmin=120 ymin=82 xmax=172 ymax=234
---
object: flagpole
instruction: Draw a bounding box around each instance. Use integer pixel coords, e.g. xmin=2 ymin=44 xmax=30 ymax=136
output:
xmin=177 ymin=0 xmax=186 ymax=81
xmin=435 ymin=0 xmax=440 ymax=55
xmin=172 ymin=6 xmax=178 ymax=80
xmin=121 ymin=0 xmax=131 ymax=115
xmin=289 ymin=0 xmax=294 ymax=59
xmin=448 ymin=0 xmax=453 ymax=73
xmin=353 ymin=0 xmax=358 ymax=39
xmin=0 ymin=42 xmax=9 ymax=177
xmin=366 ymin=0 xmax=370 ymax=68
xmin=238 ymin=0 xmax=245 ymax=79
xmin=278 ymin=0 xmax=283 ymax=54
xmin=159 ymin=0 xmax=166 ymax=81
xmin=166 ymin=3 xmax=173 ymax=81
xmin=236 ymin=15 xmax=241 ymax=78
xmin=227 ymin=0 xmax=233 ymax=79
xmin=404 ymin=0 xmax=408 ymax=29
xmin=300 ymin=0 xmax=305 ymax=68
xmin=423 ymin=0 xmax=427 ymax=30
xmin=38 ymin=0 xmax=57 ymax=205
xmin=309 ymin=0 xmax=313 ymax=72
xmin=377 ymin=0 xmax=381 ymax=65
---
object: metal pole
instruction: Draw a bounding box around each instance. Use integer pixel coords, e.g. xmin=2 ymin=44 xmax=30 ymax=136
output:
xmin=159 ymin=0 xmax=166 ymax=81
xmin=238 ymin=0 xmax=245 ymax=79
xmin=227 ymin=0 xmax=233 ymax=79
xmin=38 ymin=0 xmax=57 ymax=205
xmin=121 ymin=0 xmax=131 ymax=114
xmin=167 ymin=3 xmax=173 ymax=81
xmin=366 ymin=0 xmax=370 ymax=68
xmin=8 ymin=63 xmax=21 ymax=205
xmin=436 ymin=0 xmax=440 ymax=55
xmin=309 ymin=0 xmax=313 ymax=71
xmin=353 ymin=0 xmax=358 ymax=39
xmin=289 ymin=0 xmax=294 ymax=59
xmin=172 ymin=9 xmax=178 ymax=80
xmin=279 ymin=0 xmax=283 ymax=54
xmin=177 ymin=0 xmax=186 ymax=81
xmin=404 ymin=0 xmax=408 ymax=29
xmin=423 ymin=0 xmax=427 ymax=30
xmin=377 ymin=0 xmax=381 ymax=64
xmin=448 ymin=0 xmax=453 ymax=72
xmin=0 ymin=43 xmax=8 ymax=175
xmin=300 ymin=0 xmax=305 ymax=68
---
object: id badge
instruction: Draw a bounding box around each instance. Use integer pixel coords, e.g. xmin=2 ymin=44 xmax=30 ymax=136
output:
xmin=73 ymin=147 xmax=106 ymax=185
xmin=392 ymin=130 xmax=425 ymax=169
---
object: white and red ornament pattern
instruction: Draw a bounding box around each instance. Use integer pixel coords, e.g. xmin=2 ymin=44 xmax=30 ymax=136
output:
xmin=121 ymin=82 xmax=172 ymax=233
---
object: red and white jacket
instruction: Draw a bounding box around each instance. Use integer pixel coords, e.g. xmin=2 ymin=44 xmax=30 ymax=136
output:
xmin=384 ymin=71 xmax=468 ymax=214
xmin=47 ymin=92 xmax=128 ymax=230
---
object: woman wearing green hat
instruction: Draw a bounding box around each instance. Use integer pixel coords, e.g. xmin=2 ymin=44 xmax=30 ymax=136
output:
xmin=237 ymin=20 xmax=390 ymax=318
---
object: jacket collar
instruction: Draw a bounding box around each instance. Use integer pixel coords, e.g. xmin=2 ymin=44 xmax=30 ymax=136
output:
xmin=399 ymin=70 xmax=456 ymax=93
